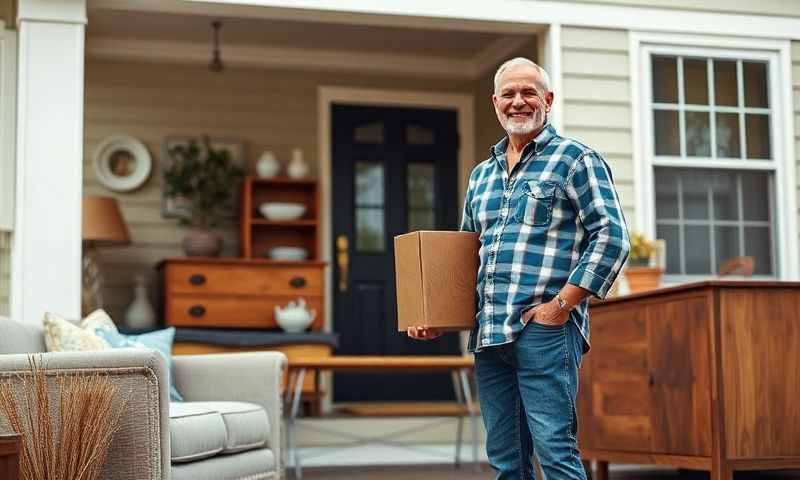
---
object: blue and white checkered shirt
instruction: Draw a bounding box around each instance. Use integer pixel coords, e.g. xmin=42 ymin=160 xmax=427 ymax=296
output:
xmin=461 ymin=124 xmax=630 ymax=353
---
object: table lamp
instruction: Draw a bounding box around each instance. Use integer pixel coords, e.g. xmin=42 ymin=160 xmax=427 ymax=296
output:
xmin=82 ymin=195 xmax=130 ymax=314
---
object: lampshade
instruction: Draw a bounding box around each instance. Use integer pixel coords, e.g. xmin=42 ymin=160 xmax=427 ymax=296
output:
xmin=82 ymin=195 xmax=130 ymax=246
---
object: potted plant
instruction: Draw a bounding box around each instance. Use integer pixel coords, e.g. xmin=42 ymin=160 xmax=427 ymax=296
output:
xmin=625 ymin=231 xmax=663 ymax=293
xmin=163 ymin=136 xmax=244 ymax=257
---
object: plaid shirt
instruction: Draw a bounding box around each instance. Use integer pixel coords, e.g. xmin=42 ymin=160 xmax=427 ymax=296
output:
xmin=461 ymin=124 xmax=630 ymax=353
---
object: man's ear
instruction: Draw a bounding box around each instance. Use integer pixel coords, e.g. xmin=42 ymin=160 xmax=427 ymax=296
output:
xmin=545 ymin=91 xmax=555 ymax=112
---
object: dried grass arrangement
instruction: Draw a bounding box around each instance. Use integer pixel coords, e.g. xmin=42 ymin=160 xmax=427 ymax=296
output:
xmin=0 ymin=356 xmax=126 ymax=480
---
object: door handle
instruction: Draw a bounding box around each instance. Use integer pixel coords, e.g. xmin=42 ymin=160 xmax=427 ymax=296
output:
xmin=336 ymin=235 xmax=349 ymax=292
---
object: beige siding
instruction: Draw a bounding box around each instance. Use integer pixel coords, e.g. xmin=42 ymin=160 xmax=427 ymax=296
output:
xmin=560 ymin=26 xmax=635 ymax=226
xmin=0 ymin=231 xmax=10 ymax=316
xmin=559 ymin=0 xmax=800 ymax=17
xmin=85 ymin=60 xmax=485 ymax=321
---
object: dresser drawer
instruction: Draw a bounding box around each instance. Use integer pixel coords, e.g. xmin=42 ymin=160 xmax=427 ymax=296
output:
xmin=166 ymin=295 xmax=324 ymax=330
xmin=166 ymin=264 xmax=323 ymax=296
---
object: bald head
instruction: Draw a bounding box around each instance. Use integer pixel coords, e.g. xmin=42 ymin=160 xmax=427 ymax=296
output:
xmin=493 ymin=57 xmax=551 ymax=95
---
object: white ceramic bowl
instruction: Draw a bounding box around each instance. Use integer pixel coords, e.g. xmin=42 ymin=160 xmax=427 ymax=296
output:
xmin=258 ymin=202 xmax=306 ymax=221
xmin=275 ymin=299 xmax=316 ymax=333
xmin=269 ymin=246 xmax=309 ymax=261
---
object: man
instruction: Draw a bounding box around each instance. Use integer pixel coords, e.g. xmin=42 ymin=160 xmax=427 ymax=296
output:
xmin=408 ymin=57 xmax=630 ymax=479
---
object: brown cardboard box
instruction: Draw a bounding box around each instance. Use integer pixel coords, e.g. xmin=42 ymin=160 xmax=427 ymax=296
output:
xmin=394 ymin=231 xmax=479 ymax=332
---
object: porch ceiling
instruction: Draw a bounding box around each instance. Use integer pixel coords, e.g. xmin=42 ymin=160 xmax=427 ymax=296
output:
xmin=85 ymin=7 xmax=540 ymax=79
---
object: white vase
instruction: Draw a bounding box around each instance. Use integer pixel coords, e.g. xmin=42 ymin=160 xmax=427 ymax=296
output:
xmin=125 ymin=274 xmax=156 ymax=330
xmin=287 ymin=148 xmax=309 ymax=178
xmin=256 ymin=151 xmax=280 ymax=178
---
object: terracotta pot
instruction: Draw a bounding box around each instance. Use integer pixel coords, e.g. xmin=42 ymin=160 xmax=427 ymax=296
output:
xmin=625 ymin=266 xmax=663 ymax=293
xmin=182 ymin=229 xmax=223 ymax=257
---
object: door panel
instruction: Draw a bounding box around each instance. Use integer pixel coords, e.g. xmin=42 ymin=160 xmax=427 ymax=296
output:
xmin=647 ymin=296 xmax=712 ymax=456
xmin=332 ymin=105 xmax=460 ymax=402
xmin=581 ymin=306 xmax=653 ymax=452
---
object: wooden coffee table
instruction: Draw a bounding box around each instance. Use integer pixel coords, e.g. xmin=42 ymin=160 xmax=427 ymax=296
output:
xmin=0 ymin=434 xmax=21 ymax=480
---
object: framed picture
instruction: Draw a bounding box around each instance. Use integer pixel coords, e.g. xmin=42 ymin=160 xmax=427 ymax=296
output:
xmin=160 ymin=136 xmax=247 ymax=220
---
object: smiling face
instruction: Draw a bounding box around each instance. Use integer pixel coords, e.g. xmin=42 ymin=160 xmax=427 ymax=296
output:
xmin=492 ymin=63 xmax=553 ymax=139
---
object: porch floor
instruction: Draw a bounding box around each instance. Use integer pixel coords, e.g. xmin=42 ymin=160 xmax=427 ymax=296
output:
xmin=302 ymin=464 xmax=800 ymax=479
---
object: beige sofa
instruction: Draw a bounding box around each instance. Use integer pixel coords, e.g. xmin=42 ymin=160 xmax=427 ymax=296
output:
xmin=0 ymin=316 xmax=286 ymax=480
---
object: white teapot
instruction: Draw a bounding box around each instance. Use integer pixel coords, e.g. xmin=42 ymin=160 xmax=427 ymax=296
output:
xmin=274 ymin=298 xmax=316 ymax=333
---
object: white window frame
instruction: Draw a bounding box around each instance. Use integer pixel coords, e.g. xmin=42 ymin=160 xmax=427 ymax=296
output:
xmin=0 ymin=22 xmax=16 ymax=232
xmin=630 ymin=32 xmax=798 ymax=281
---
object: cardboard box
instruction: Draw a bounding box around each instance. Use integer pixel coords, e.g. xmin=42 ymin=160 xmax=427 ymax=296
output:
xmin=394 ymin=231 xmax=479 ymax=332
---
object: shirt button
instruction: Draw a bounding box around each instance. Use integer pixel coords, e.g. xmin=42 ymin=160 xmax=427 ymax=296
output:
xmin=504 ymin=191 xmax=511 ymax=198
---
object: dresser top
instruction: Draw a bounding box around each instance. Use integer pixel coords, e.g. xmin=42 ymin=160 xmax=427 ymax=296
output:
xmin=157 ymin=257 xmax=327 ymax=268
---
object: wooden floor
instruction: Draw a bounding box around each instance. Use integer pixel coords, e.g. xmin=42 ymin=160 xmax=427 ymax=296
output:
xmin=302 ymin=464 xmax=800 ymax=479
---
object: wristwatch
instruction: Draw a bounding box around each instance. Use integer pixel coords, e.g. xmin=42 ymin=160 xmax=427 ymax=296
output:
xmin=555 ymin=294 xmax=571 ymax=311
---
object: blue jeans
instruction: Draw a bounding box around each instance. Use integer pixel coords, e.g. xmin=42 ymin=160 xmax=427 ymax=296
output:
xmin=474 ymin=320 xmax=587 ymax=480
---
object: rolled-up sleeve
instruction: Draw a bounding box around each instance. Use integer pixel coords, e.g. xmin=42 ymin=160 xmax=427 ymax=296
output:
xmin=565 ymin=152 xmax=630 ymax=299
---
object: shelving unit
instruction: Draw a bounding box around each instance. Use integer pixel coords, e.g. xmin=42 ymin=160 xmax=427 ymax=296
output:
xmin=240 ymin=176 xmax=320 ymax=261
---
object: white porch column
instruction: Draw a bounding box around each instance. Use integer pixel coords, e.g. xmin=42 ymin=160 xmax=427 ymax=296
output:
xmin=11 ymin=0 xmax=86 ymax=323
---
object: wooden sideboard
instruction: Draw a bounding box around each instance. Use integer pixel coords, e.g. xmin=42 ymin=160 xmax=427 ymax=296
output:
xmin=159 ymin=257 xmax=326 ymax=330
xmin=0 ymin=434 xmax=20 ymax=480
xmin=579 ymin=280 xmax=800 ymax=480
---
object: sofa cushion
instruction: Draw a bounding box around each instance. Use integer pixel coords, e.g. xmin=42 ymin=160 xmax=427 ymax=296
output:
xmin=171 ymin=448 xmax=276 ymax=480
xmin=0 ymin=316 xmax=45 ymax=354
xmin=42 ymin=311 xmax=110 ymax=351
xmin=169 ymin=402 xmax=226 ymax=463
xmin=198 ymin=402 xmax=271 ymax=453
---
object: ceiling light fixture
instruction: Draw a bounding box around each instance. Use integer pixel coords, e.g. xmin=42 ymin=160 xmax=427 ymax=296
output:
xmin=209 ymin=20 xmax=224 ymax=72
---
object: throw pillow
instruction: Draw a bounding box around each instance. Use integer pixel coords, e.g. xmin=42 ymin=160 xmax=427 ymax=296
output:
xmin=82 ymin=309 xmax=184 ymax=402
xmin=43 ymin=311 xmax=111 ymax=352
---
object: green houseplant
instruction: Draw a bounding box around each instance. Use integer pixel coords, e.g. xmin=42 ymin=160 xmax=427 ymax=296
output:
xmin=163 ymin=136 xmax=244 ymax=256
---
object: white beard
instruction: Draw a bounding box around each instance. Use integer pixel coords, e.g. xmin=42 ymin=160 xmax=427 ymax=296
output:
xmin=499 ymin=107 xmax=547 ymax=136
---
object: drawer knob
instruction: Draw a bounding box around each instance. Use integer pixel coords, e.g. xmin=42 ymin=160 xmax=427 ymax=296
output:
xmin=290 ymin=276 xmax=307 ymax=288
xmin=188 ymin=305 xmax=206 ymax=317
xmin=189 ymin=274 xmax=207 ymax=286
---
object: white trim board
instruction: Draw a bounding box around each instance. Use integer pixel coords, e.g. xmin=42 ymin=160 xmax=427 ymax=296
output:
xmin=91 ymin=0 xmax=800 ymax=41
xmin=0 ymin=24 xmax=17 ymax=232
xmin=629 ymin=31 xmax=798 ymax=279
xmin=317 ymin=86 xmax=475 ymax=410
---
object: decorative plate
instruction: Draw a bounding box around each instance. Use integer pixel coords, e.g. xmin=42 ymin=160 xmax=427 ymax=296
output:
xmin=92 ymin=135 xmax=152 ymax=192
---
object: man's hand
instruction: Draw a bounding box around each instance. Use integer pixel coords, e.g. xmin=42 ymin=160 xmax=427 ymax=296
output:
xmin=521 ymin=298 xmax=569 ymax=327
xmin=406 ymin=326 xmax=442 ymax=340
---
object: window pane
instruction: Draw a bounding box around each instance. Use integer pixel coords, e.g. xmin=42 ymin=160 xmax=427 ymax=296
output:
xmin=354 ymin=122 xmax=384 ymax=144
xmin=409 ymin=209 xmax=435 ymax=231
xmin=715 ymin=113 xmax=741 ymax=158
xmin=656 ymin=224 xmax=681 ymax=274
xmin=744 ymin=226 xmax=772 ymax=275
xmin=407 ymin=163 xmax=435 ymax=208
xmin=655 ymin=168 xmax=680 ymax=219
xmin=356 ymin=208 xmax=385 ymax=252
xmin=711 ymin=172 xmax=738 ymax=221
xmin=714 ymin=60 xmax=738 ymax=106
xmin=683 ymin=58 xmax=709 ymax=105
xmin=743 ymin=61 xmax=769 ymax=108
xmin=745 ymin=114 xmax=771 ymax=159
xmin=355 ymin=162 xmax=384 ymax=206
xmin=685 ymin=225 xmax=711 ymax=274
xmin=741 ymin=171 xmax=770 ymax=221
xmin=654 ymin=110 xmax=680 ymax=156
xmin=715 ymin=226 xmax=740 ymax=273
xmin=685 ymin=111 xmax=711 ymax=157
xmin=682 ymin=170 xmax=710 ymax=220
xmin=652 ymin=56 xmax=678 ymax=104
xmin=406 ymin=125 xmax=436 ymax=146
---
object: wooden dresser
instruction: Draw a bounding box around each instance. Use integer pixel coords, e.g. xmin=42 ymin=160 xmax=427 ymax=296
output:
xmin=159 ymin=257 xmax=325 ymax=331
xmin=0 ymin=434 xmax=20 ymax=480
xmin=579 ymin=280 xmax=800 ymax=480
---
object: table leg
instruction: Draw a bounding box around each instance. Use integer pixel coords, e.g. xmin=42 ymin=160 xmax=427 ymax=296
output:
xmin=289 ymin=368 xmax=306 ymax=479
xmin=459 ymin=369 xmax=480 ymax=471
xmin=451 ymin=371 xmax=464 ymax=468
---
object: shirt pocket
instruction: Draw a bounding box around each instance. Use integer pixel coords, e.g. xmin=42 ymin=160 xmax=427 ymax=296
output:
xmin=515 ymin=180 xmax=557 ymax=227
